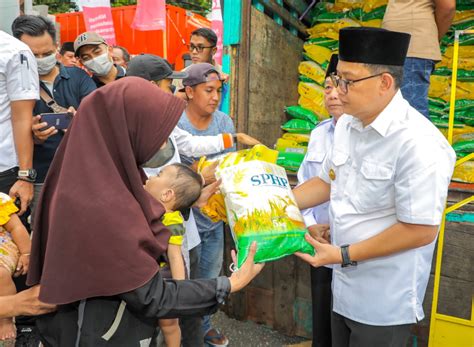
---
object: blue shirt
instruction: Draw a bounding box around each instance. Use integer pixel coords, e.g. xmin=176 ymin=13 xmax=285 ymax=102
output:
xmin=178 ymin=110 xmax=235 ymax=232
xmin=33 ymin=65 xmax=97 ymax=182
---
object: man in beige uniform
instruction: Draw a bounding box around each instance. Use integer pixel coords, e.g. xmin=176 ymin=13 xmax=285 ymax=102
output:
xmin=382 ymin=0 xmax=455 ymax=118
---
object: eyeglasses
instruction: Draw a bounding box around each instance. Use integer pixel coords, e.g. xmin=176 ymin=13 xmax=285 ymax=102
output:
xmin=188 ymin=44 xmax=215 ymax=53
xmin=330 ymin=72 xmax=389 ymax=94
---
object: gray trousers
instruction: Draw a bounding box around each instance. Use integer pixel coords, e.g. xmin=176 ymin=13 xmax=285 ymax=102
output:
xmin=331 ymin=311 xmax=411 ymax=347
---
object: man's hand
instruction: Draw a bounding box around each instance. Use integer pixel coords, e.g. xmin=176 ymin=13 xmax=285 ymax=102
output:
xmin=307 ymin=224 xmax=330 ymax=244
xmin=193 ymin=179 xmax=221 ymax=208
xmin=9 ymin=180 xmax=33 ymax=215
xmin=32 ymin=115 xmax=58 ymax=143
xmin=200 ymin=161 xmax=218 ymax=185
xmin=295 ymin=233 xmax=342 ymax=267
xmin=236 ymin=133 xmax=261 ymax=146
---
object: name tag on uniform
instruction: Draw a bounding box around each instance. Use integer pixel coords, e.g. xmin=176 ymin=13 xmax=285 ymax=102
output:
xmin=329 ymin=168 xmax=336 ymax=180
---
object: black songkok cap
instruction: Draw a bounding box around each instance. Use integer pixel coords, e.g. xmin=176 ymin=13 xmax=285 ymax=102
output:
xmin=325 ymin=54 xmax=338 ymax=78
xmin=339 ymin=27 xmax=411 ymax=66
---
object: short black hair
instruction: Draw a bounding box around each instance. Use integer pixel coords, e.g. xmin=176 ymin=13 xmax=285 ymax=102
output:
xmin=12 ymin=15 xmax=56 ymax=42
xmin=113 ymin=45 xmax=131 ymax=63
xmin=191 ymin=28 xmax=217 ymax=47
xmin=364 ymin=63 xmax=404 ymax=90
xmin=59 ymin=42 xmax=75 ymax=55
xmin=168 ymin=163 xmax=203 ymax=211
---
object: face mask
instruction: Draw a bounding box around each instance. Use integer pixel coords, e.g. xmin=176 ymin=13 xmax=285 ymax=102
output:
xmin=142 ymin=139 xmax=176 ymax=168
xmin=83 ymin=52 xmax=113 ymax=77
xmin=36 ymin=54 xmax=57 ymax=75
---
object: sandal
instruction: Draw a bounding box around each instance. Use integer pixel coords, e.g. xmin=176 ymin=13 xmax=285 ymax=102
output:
xmin=204 ymin=328 xmax=229 ymax=347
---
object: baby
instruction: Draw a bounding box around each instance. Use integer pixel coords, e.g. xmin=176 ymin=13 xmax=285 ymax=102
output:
xmin=144 ymin=163 xmax=203 ymax=347
xmin=0 ymin=193 xmax=31 ymax=345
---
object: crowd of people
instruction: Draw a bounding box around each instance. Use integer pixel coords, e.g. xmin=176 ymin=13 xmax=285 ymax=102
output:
xmin=0 ymin=2 xmax=457 ymax=346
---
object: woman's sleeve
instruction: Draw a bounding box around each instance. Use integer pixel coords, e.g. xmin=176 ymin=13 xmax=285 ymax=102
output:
xmin=119 ymin=271 xmax=231 ymax=319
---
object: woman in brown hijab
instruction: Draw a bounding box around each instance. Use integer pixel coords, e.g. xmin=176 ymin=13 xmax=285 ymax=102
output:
xmin=26 ymin=77 xmax=263 ymax=346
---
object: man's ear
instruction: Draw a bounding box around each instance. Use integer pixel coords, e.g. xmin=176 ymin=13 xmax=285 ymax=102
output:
xmin=380 ymin=73 xmax=394 ymax=92
xmin=185 ymin=86 xmax=194 ymax=100
xmin=211 ymin=46 xmax=217 ymax=57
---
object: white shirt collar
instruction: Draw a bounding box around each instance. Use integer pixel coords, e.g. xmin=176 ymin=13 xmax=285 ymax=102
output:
xmin=348 ymin=90 xmax=405 ymax=137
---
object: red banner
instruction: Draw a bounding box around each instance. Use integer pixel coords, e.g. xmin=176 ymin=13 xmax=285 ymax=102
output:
xmin=210 ymin=0 xmax=223 ymax=65
xmin=82 ymin=0 xmax=116 ymax=45
xmin=132 ymin=0 xmax=166 ymax=31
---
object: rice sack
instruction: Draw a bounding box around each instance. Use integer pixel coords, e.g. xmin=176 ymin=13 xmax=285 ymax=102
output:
xmin=216 ymin=160 xmax=314 ymax=268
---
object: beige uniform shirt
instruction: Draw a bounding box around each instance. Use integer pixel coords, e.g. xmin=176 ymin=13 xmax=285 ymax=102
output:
xmin=382 ymin=0 xmax=442 ymax=61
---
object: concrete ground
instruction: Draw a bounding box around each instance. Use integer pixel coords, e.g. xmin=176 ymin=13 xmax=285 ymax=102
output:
xmin=211 ymin=310 xmax=311 ymax=347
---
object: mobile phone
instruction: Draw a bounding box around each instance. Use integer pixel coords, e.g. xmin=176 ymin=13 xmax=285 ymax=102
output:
xmin=40 ymin=112 xmax=72 ymax=131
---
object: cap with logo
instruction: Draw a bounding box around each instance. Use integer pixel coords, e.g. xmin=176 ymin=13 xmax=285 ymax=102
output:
xmin=126 ymin=54 xmax=188 ymax=81
xmin=181 ymin=63 xmax=223 ymax=91
xmin=74 ymin=32 xmax=107 ymax=57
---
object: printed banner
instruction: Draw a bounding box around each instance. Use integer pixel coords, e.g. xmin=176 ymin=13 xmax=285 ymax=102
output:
xmin=132 ymin=0 xmax=166 ymax=31
xmin=81 ymin=0 xmax=116 ymax=45
xmin=209 ymin=0 xmax=223 ymax=65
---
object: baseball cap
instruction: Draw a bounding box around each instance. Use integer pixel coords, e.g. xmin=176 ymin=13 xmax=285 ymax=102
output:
xmin=74 ymin=32 xmax=107 ymax=56
xmin=126 ymin=54 xmax=188 ymax=81
xmin=181 ymin=63 xmax=223 ymax=90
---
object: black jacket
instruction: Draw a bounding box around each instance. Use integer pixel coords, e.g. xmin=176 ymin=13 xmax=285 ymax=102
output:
xmin=37 ymin=272 xmax=230 ymax=346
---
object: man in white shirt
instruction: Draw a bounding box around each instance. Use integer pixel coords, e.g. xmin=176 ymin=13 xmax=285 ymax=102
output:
xmin=297 ymin=54 xmax=341 ymax=347
xmin=294 ymin=27 xmax=456 ymax=346
xmin=0 ymin=31 xmax=39 ymax=214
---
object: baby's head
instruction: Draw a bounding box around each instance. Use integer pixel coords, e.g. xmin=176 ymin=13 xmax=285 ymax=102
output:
xmin=145 ymin=163 xmax=203 ymax=212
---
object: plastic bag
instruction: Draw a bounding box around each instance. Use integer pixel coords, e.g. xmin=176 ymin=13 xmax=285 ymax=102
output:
xmin=452 ymin=161 xmax=474 ymax=183
xmin=298 ymin=95 xmax=330 ymax=120
xmin=281 ymin=119 xmax=316 ymax=134
xmin=303 ymin=44 xmax=333 ymax=65
xmin=452 ymin=140 xmax=474 ymax=153
xmin=217 ymin=160 xmax=314 ymax=267
xmin=285 ymin=105 xmax=320 ymax=125
xmin=298 ymin=82 xmax=325 ymax=105
xmin=299 ymin=61 xmax=327 ymax=86
xmin=282 ymin=133 xmax=310 ymax=146
xmin=275 ymin=138 xmax=307 ymax=155
xmin=277 ymin=151 xmax=306 ymax=172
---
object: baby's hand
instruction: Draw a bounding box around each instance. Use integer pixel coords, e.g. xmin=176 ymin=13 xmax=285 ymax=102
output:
xmin=14 ymin=254 xmax=30 ymax=277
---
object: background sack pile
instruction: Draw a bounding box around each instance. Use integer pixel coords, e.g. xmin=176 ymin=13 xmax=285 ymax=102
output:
xmin=277 ymin=0 xmax=474 ymax=184
xmin=428 ymin=0 xmax=474 ymax=183
xmin=276 ymin=0 xmax=388 ymax=173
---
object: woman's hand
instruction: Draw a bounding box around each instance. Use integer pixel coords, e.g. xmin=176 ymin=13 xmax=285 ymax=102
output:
xmin=5 ymin=286 xmax=56 ymax=318
xmin=229 ymin=242 xmax=265 ymax=293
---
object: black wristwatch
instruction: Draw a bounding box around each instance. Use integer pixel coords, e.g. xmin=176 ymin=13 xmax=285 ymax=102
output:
xmin=17 ymin=169 xmax=37 ymax=183
xmin=341 ymin=244 xmax=357 ymax=268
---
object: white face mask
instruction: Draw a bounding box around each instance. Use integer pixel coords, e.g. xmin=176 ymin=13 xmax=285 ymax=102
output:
xmin=36 ymin=54 xmax=57 ymax=75
xmin=83 ymin=52 xmax=113 ymax=77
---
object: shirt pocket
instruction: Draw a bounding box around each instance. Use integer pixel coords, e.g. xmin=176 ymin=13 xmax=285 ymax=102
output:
xmin=352 ymin=159 xmax=395 ymax=212
xmin=306 ymin=150 xmax=326 ymax=163
xmin=329 ymin=150 xmax=349 ymax=200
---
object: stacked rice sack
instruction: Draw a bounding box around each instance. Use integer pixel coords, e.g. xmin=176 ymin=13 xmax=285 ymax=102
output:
xmin=276 ymin=0 xmax=388 ymax=173
xmin=428 ymin=1 xmax=474 ymax=183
